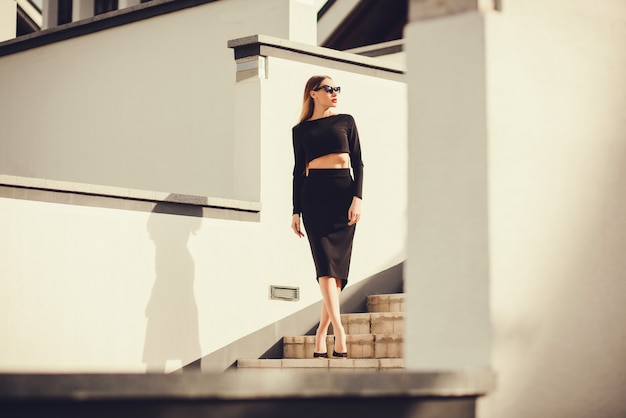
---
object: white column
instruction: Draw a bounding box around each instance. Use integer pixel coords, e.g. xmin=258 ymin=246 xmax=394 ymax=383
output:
xmin=118 ymin=0 xmax=141 ymax=8
xmin=288 ymin=0 xmax=317 ymax=45
xmin=72 ymin=0 xmax=94 ymax=21
xmin=0 ymin=0 xmax=17 ymax=42
xmin=42 ymin=0 xmax=59 ymax=29
xmin=405 ymin=0 xmax=493 ymax=370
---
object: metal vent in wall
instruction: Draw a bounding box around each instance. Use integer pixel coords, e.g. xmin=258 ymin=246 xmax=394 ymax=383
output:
xmin=270 ymin=285 xmax=300 ymax=301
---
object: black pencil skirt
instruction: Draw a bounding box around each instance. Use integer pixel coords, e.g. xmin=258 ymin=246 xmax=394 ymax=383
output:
xmin=301 ymin=168 xmax=356 ymax=290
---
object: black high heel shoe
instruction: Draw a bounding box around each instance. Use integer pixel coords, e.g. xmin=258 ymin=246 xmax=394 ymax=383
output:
xmin=313 ymin=352 xmax=328 ymax=358
xmin=332 ymin=350 xmax=348 ymax=358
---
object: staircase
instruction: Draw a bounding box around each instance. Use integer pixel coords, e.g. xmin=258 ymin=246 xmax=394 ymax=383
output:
xmin=237 ymin=293 xmax=405 ymax=372
xmin=1 ymin=291 xmax=496 ymax=418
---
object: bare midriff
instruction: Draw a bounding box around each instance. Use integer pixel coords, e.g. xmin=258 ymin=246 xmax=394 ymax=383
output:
xmin=307 ymin=153 xmax=350 ymax=173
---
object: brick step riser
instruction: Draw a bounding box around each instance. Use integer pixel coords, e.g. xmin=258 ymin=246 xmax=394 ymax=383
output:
xmin=366 ymin=294 xmax=405 ymax=313
xmin=340 ymin=312 xmax=404 ymax=335
xmin=283 ymin=334 xmax=403 ymax=359
xmin=237 ymin=358 xmax=405 ymax=371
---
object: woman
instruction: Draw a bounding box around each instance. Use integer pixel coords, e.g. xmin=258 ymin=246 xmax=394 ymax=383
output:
xmin=291 ymin=75 xmax=363 ymax=358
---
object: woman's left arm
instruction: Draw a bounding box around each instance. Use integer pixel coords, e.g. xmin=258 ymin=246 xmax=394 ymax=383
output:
xmin=348 ymin=115 xmax=364 ymax=201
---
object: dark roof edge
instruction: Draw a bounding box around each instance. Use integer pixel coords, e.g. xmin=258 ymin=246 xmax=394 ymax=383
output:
xmin=0 ymin=0 xmax=218 ymax=58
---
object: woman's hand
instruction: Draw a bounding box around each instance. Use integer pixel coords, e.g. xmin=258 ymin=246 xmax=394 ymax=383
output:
xmin=348 ymin=196 xmax=362 ymax=226
xmin=292 ymin=214 xmax=304 ymax=237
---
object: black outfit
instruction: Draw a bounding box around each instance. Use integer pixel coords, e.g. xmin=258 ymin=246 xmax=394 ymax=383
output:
xmin=292 ymin=114 xmax=364 ymax=289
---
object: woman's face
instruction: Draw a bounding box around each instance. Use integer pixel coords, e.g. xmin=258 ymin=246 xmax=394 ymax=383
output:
xmin=311 ymin=78 xmax=339 ymax=109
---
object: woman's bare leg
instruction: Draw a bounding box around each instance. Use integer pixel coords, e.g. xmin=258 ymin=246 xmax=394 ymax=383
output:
xmin=314 ymin=302 xmax=331 ymax=353
xmin=318 ymin=276 xmax=347 ymax=353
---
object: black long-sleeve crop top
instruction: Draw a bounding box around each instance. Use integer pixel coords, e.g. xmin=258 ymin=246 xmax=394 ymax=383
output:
xmin=292 ymin=113 xmax=364 ymax=215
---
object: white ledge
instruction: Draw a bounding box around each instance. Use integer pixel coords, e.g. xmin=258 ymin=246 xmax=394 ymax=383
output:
xmin=0 ymin=174 xmax=261 ymax=213
xmin=227 ymin=34 xmax=405 ymax=76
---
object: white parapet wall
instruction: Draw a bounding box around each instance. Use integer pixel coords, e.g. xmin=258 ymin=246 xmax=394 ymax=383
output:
xmin=0 ymin=0 xmax=318 ymax=203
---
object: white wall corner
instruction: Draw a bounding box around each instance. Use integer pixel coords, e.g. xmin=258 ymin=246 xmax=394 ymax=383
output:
xmin=232 ymin=76 xmax=262 ymax=202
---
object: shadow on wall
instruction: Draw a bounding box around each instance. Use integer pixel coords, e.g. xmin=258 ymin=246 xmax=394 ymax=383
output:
xmin=143 ymin=198 xmax=203 ymax=373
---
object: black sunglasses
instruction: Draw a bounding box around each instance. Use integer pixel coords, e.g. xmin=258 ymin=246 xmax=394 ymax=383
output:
xmin=314 ymin=85 xmax=341 ymax=94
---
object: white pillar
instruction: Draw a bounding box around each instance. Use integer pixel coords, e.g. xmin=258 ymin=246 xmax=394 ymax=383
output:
xmin=42 ymin=0 xmax=59 ymax=29
xmin=288 ymin=0 xmax=317 ymax=45
xmin=0 ymin=0 xmax=17 ymax=42
xmin=72 ymin=0 xmax=94 ymax=21
xmin=405 ymin=0 xmax=493 ymax=370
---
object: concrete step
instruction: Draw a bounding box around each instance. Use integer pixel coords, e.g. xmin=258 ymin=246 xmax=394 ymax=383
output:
xmin=237 ymin=357 xmax=405 ymax=372
xmin=341 ymin=312 xmax=405 ymax=335
xmin=366 ymin=293 xmax=405 ymax=313
xmin=283 ymin=334 xmax=403 ymax=359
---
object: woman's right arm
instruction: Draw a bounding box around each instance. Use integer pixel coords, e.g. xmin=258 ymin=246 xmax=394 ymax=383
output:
xmin=292 ymin=127 xmax=306 ymax=237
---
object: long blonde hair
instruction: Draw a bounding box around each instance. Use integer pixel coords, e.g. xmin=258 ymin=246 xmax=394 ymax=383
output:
xmin=298 ymin=75 xmax=332 ymax=124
